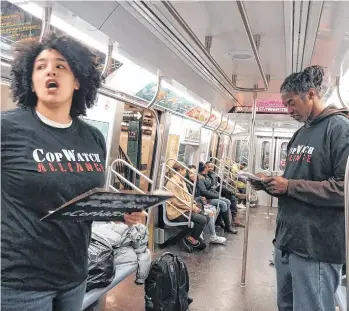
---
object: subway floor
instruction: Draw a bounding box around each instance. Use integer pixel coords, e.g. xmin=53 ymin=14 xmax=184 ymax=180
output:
xmin=101 ymin=205 xmax=278 ymax=311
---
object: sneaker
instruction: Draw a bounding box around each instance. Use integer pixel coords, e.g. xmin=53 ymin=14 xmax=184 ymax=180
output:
xmin=210 ymin=235 xmax=226 ymax=244
xmin=225 ymin=227 xmax=238 ymax=234
xmin=233 ymin=221 xmax=245 ymax=228
xmin=237 ymin=203 xmax=246 ymax=209
xmin=186 ymin=237 xmax=207 ymax=250
xmin=199 ymin=232 xmax=204 ymax=241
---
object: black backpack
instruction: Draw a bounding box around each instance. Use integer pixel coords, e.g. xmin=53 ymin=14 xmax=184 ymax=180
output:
xmin=145 ymin=252 xmax=192 ymax=311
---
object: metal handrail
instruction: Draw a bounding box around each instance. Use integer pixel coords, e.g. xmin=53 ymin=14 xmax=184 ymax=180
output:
xmin=162 ymin=158 xmax=198 ymax=227
xmin=166 ymin=158 xmax=193 ymax=174
xmin=163 ymin=186 xmax=193 ymax=210
xmin=336 ymin=50 xmax=349 ymax=109
xmin=232 ymin=2 xmax=270 ymax=92
xmin=345 ymin=156 xmax=349 ymax=309
xmin=165 ymin=165 xmax=194 ymax=187
xmin=228 ymin=121 xmax=237 ymax=136
xmin=218 ymin=114 xmax=230 ymax=134
xmin=146 ymin=70 xmax=163 ymax=108
xmin=166 ymin=201 xmax=191 ymax=220
xmin=160 ymin=1 xmax=243 ymax=106
xmin=212 ymin=112 xmax=223 ymax=131
xmin=106 ymin=159 xmax=153 ymax=193
xmin=39 ymin=6 xmax=52 ymax=42
xmin=105 ymin=159 xmax=159 ymax=233
xmin=164 ymin=175 xmax=193 ymax=197
xmin=101 ymin=39 xmax=114 ymax=81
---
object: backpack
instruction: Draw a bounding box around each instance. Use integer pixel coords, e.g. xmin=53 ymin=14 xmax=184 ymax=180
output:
xmin=144 ymin=252 xmax=192 ymax=311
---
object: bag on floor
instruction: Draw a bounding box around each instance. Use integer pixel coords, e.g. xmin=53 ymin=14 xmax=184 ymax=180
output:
xmin=144 ymin=252 xmax=192 ymax=311
xmin=86 ymin=231 xmax=115 ymax=292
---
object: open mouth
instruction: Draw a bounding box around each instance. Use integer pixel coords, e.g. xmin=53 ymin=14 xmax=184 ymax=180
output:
xmin=46 ymin=79 xmax=59 ymax=90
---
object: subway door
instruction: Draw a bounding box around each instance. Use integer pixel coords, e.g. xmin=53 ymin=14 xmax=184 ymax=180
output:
xmin=272 ymin=138 xmax=289 ymax=207
xmin=255 ymin=137 xmax=273 ymax=206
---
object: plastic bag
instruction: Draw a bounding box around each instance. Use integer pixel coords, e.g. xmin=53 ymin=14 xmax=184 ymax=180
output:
xmin=86 ymin=231 xmax=115 ymax=292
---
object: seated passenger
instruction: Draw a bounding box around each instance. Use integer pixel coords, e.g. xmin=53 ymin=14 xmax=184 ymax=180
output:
xmin=165 ymin=163 xmax=207 ymax=250
xmin=196 ymin=162 xmax=237 ymax=234
xmin=205 ymin=161 xmax=244 ymax=228
xmin=187 ymin=167 xmax=226 ymax=244
xmin=230 ymin=161 xmax=248 ymax=209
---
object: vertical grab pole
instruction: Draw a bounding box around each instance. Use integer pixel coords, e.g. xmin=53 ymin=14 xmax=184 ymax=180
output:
xmin=241 ymin=85 xmax=258 ymax=287
xmin=212 ymin=112 xmax=224 ymax=209
xmin=216 ymin=115 xmax=230 ymax=217
xmin=190 ymin=103 xmax=213 ymax=227
xmin=344 ymin=156 xmax=349 ymax=309
xmin=265 ymin=125 xmax=275 ymax=219
xmin=147 ymin=108 xmax=161 ymax=253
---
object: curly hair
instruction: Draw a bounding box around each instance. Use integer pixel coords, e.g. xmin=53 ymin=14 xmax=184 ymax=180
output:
xmin=280 ymin=65 xmax=324 ymax=97
xmin=10 ymin=32 xmax=101 ymax=117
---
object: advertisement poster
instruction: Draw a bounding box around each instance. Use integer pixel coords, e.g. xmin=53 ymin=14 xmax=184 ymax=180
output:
xmin=0 ymin=1 xmax=122 ymax=74
xmin=136 ymin=82 xmax=215 ymax=123
xmin=230 ymin=100 xmax=288 ymax=114
xmin=166 ymin=134 xmax=180 ymax=161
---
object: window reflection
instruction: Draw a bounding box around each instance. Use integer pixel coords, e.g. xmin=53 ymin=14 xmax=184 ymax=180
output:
xmin=279 ymin=142 xmax=288 ymax=171
xmin=234 ymin=140 xmax=249 ymax=165
xmin=261 ymin=141 xmax=270 ymax=170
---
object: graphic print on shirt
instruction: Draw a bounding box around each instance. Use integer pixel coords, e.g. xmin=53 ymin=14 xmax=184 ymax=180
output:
xmin=32 ymin=148 xmax=105 ymax=173
xmin=287 ymin=144 xmax=314 ymax=164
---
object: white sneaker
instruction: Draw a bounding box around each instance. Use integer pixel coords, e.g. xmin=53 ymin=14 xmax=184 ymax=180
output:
xmin=210 ymin=235 xmax=226 ymax=244
xmin=237 ymin=203 xmax=246 ymax=209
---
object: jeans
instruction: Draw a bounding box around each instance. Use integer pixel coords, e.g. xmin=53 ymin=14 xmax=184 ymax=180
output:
xmin=274 ymin=248 xmax=342 ymax=311
xmin=209 ymin=198 xmax=230 ymax=212
xmin=174 ymin=212 xmax=208 ymax=240
xmin=204 ymin=206 xmax=217 ymax=236
xmin=1 ymin=280 xmax=87 ymax=311
xmin=221 ymin=186 xmax=237 ymax=218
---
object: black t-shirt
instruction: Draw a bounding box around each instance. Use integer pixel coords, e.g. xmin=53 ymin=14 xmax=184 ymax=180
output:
xmin=1 ymin=107 xmax=106 ymax=291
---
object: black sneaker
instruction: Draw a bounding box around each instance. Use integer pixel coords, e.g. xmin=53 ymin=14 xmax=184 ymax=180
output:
xmin=225 ymin=227 xmax=238 ymax=234
xmin=186 ymin=238 xmax=207 ymax=250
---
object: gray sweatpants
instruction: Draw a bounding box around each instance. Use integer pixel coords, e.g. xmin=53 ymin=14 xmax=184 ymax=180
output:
xmin=274 ymin=248 xmax=342 ymax=311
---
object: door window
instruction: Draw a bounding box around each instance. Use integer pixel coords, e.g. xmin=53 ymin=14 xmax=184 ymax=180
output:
xmin=279 ymin=142 xmax=288 ymax=171
xmin=260 ymin=141 xmax=270 ymax=170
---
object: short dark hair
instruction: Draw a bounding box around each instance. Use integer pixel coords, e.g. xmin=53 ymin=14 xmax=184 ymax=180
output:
xmin=198 ymin=162 xmax=206 ymax=173
xmin=188 ymin=165 xmax=196 ymax=169
xmin=10 ymin=32 xmax=101 ymax=117
xmin=205 ymin=161 xmax=213 ymax=165
xmin=280 ymin=65 xmax=324 ymax=97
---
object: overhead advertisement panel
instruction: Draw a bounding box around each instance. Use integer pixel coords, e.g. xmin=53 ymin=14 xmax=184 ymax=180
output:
xmin=229 ymin=100 xmax=288 ymax=114
xmin=0 ymin=1 xmax=122 ymax=74
xmin=136 ymin=81 xmax=216 ymax=124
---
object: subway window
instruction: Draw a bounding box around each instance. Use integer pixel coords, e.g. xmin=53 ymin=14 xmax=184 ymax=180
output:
xmin=279 ymin=142 xmax=288 ymax=171
xmin=261 ymin=141 xmax=271 ymax=170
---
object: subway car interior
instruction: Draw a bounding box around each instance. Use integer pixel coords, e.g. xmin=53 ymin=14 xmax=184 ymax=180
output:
xmin=1 ymin=0 xmax=349 ymax=310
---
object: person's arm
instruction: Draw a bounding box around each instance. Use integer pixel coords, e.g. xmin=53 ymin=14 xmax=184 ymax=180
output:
xmin=166 ymin=180 xmax=192 ymax=211
xmin=287 ymin=124 xmax=349 ymax=207
xmin=197 ymin=178 xmax=219 ymax=199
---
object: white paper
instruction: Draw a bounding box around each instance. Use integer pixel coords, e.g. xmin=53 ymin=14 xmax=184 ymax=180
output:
xmin=237 ymin=171 xmax=262 ymax=182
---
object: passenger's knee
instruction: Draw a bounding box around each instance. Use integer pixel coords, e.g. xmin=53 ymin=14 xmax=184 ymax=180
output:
xmin=219 ymin=202 xmax=228 ymax=212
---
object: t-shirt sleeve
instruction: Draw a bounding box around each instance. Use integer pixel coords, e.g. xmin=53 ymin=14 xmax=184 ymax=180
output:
xmin=1 ymin=110 xmax=22 ymax=169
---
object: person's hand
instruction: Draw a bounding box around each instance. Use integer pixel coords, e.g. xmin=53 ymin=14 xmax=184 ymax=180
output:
xmin=250 ymin=173 xmax=268 ymax=190
xmin=263 ymin=176 xmax=289 ymax=195
xmin=193 ymin=205 xmax=201 ymax=213
xmin=124 ymin=211 xmax=147 ymax=226
xmin=209 ymin=210 xmax=215 ymax=217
